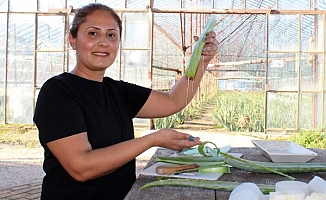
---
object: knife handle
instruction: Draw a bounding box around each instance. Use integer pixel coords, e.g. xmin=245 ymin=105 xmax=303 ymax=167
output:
xmin=156 ymin=163 xmax=200 ymax=175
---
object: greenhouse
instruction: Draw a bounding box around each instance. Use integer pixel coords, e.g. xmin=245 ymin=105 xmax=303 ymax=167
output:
xmin=1 ymin=0 xmax=326 ymax=134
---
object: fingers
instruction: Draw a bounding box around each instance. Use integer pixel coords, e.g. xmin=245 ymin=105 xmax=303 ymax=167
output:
xmin=154 ymin=129 xmax=201 ymax=151
xmin=192 ymin=31 xmax=216 ymax=45
xmin=170 ymin=132 xmax=201 ymax=150
xmin=205 ymin=31 xmax=216 ymax=38
xmin=202 ymin=31 xmax=218 ymax=55
xmin=192 ymin=31 xmax=218 ymax=58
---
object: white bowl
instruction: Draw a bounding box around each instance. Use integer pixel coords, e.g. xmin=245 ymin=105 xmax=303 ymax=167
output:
xmin=251 ymin=140 xmax=318 ymax=163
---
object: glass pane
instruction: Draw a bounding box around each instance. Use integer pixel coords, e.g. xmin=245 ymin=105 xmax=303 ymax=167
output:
xmin=0 ymin=89 xmax=4 ymax=123
xmin=246 ymin=0 xmax=277 ymax=9
xmin=0 ymin=13 xmax=6 ymax=83
xmin=152 ymin=67 xmax=176 ymax=91
xmin=268 ymin=15 xmax=299 ymax=51
xmin=183 ymin=0 xmax=213 ymax=9
xmin=316 ymin=15 xmax=326 ymax=52
xmin=267 ymin=53 xmax=298 ymax=91
xmin=126 ymin=0 xmax=148 ymax=8
xmin=213 ymin=0 xmax=233 ymax=9
xmin=153 ymin=24 xmax=183 ymax=71
xmin=0 ymin=13 xmax=6 ymax=123
xmin=98 ymin=0 xmax=125 ymax=8
xmin=7 ymin=14 xmax=34 ymax=85
xmin=154 ymin=13 xmax=182 ymax=65
xmin=278 ymin=0 xmax=310 ymax=9
xmin=36 ymin=52 xmax=64 ymax=87
xmin=122 ymin=13 xmax=150 ymax=48
xmin=39 ymin=0 xmax=66 ymax=13
xmin=105 ymin=51 xmax=120 ymax=80
xmin=230 ymin=0 xmax=246 ymax=9
xmin=0 ymin=0 xmax=8 ymax=12
xmin=9 ymin=0 xmax=37 ymax=11
xmin=300 ymin=53 xmax=324 ymax=91
xmin=299 ymin=93 xmax=322 ymax=129
xmin=316 ymin=0 xmax=326 ymax=10
xmin=324 ymin=95 xmax=326 ymax=130
xmin=133 ymin=118 xmax=150 ymax=128
xmin=7 ymin=14 xmax=34 ymax=123
xmin=37 ymin=16 xmax=65 ymax=50
xmin=301 ymin=15 xmax=315 ymax=52
xmin=266 ymin=92 xmax=297 ymax=129
xmin=68 ymin=49 xmax=76 ymax=72
xmin=7 ymin=55 xmax=34 ymax=85
xmin=217 ymin=14 xmax=266 ymax=63
xmin=6 ymin=86 xmax=34 ymax=124
xmin=67 ymin=0 xmax=94 ymax=9
xmin=120 ymin=50 xmax=150 ymax=87
xmin=154 ymin=0 xmax=180 ymax=9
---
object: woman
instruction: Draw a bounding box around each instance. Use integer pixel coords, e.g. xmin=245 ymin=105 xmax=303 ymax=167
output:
xmin=33 ymin=3 xmax=218 ymax=200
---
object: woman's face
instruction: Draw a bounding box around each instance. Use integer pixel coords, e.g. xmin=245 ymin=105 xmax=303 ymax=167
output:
xmin=69 ymin=10 xmax=120 ymax=73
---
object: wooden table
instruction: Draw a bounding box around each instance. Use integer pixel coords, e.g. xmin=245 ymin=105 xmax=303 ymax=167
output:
xmin=125 ymin=147 xmax=326 ymax=200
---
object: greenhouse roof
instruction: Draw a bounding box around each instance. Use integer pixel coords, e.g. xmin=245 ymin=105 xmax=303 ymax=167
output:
xmin=2 ymin=0 xmax=325 ymax=65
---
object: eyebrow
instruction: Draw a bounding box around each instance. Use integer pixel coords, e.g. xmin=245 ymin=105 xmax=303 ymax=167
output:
xmin=86 ymin=26 xmax=118 ymax=32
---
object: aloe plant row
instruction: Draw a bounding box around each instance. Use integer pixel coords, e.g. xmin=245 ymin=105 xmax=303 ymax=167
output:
xmin=211 ymin=92 xmax=264 ymax=132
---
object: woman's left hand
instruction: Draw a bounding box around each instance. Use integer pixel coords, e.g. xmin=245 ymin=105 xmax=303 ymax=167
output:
xmin=201 ymin=31 xmax=218 ymax=64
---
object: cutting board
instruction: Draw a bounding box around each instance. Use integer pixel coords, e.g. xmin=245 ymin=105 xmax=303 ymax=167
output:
xmin=140 ymin=153 xmax=242 ymax=180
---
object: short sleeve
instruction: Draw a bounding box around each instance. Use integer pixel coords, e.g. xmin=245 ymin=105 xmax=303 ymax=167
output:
xmin=34 ymin=78 xmax=87 ymax=145
xmin=115 ymin=80 xmax=151 ymax=118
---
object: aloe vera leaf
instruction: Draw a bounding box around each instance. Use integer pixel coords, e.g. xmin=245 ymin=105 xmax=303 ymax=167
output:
xmin=198 ymin=165 xmax=231 ymax=173
xmin=140 ymin=179 xmax=275 ymax=194
xmin=157 ymin=156 xmax=224 ymax=162
xmin=198 ymin=141 xmax=220 ymax=156
xmin=156 ymin=156 xmax=225 ymax=166
xmin=220 ymin=152 xmax=296 ymax=180
xmin=236 ymin=160 xmax=326 ymax=173
xmin=185 ymin=17 xmax=217 ymax=78
xmin=197 ymin=141 xmax=295 ymax=180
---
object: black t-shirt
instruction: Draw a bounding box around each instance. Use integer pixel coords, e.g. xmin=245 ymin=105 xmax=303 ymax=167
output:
xmin=33 ymin=72 xmax=151 ymax=200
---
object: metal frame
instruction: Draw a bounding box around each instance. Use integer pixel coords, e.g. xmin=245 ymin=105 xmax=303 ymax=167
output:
xmin=0 ymin=0 xmax=325 ymax=132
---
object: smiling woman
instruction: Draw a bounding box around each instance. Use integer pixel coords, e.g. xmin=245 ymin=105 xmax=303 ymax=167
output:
xmin=68 ymin=7 xmax=121 ymax=80
xmin=33 ymin=2 xmax=218 ymax=200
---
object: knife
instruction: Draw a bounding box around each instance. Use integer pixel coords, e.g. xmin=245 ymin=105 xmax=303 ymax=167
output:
xmin=155 ymin=163 xmax=231 ymax=175
xmin=156 ymin=164 xmax=200 ymax=175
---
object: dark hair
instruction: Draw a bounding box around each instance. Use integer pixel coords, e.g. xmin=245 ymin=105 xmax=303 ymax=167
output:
xmin=70 ymin=3 xmax=122 ymax=38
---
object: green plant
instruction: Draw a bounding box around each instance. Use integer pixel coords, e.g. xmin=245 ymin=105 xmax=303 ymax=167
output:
xmin=266 ymin=94 xmax=296 ymax=129
xmin=153 ymin=93 xmax=217 ymax=129
xmin=184 ymin=103 xmax=199 ymax=120
xmin=185 ymin=17 xmax=217 ymax=78
xmin=211 ymin=92 xmax=264 ymax=132
xmin=0 ymin=125 xmax=39 ymax=148
xmin=175 ymin=109 xmax=186 ymax=124
xmin=141 ymin=179 xmax=275 ymax=194
xmin=153 ymin=110 xmax=186 ymax=129
xmin=153 ymin=115 xmax=177 ymax=129
xmin=187 ymin=92 xmax=217 ymax=120
xmin=289 ymin=130 xmax=326 ymax=148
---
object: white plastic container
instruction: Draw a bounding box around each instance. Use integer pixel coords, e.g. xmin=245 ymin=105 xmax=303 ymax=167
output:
xmin=308 ymin=176 xmax=326 ymax=193
xmin=269 ymin=190 xmax=305 ymax=200
xmin=229 ymin=189 xmax=260 ymax=200
xmin=275 ymin=180 xmax=309 ymax=197
xmin=229 ymin=182 xmax=264 ymax=200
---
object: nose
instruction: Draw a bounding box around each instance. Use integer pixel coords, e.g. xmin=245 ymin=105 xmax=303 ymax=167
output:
xmin=98 ymin=37 xmax=109 ymax=47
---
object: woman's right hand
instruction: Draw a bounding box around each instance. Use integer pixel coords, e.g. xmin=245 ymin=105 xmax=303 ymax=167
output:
xmin=150 ymin=129 xmax=201 ymax=151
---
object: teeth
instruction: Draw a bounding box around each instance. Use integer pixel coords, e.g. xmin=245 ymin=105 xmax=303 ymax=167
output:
xmin=93 ymin=52 xmax=108 ymax=56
